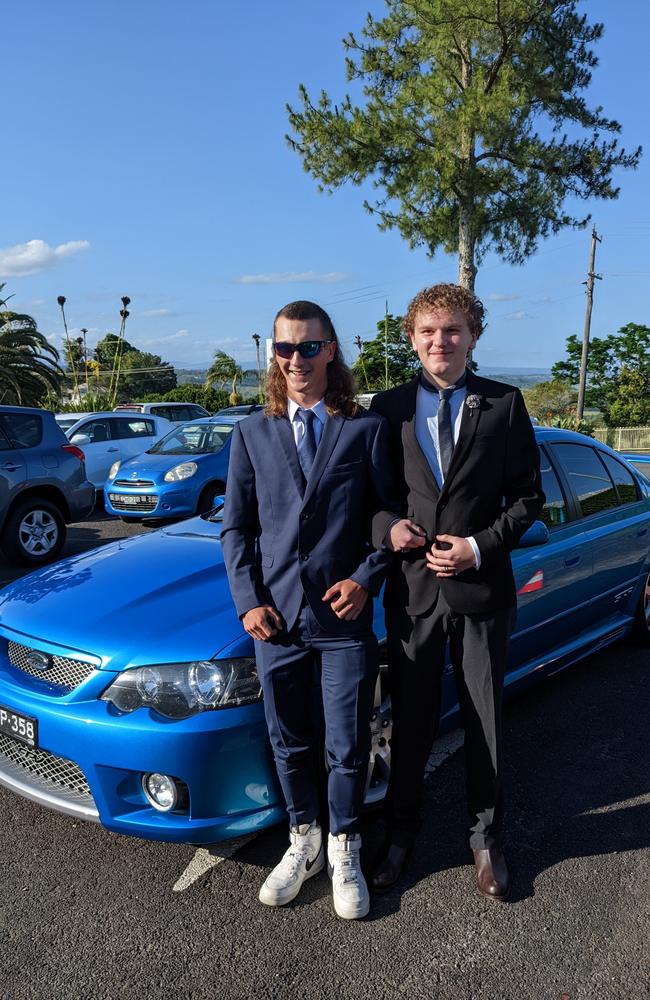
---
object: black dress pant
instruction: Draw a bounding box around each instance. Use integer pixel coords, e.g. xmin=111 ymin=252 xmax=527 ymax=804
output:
xmin=385 ymin=591 xmax=513 ymax=850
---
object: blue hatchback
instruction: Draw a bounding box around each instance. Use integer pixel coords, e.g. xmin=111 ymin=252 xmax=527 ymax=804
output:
xmin=104 ymin=417 xmax=237 ymax=521
xmin=0 ymin=428 xmax=649 ymax=845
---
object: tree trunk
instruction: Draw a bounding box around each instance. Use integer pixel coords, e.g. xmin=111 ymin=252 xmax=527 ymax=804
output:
xmin=458 ymin=206 xmax=476 ymax=292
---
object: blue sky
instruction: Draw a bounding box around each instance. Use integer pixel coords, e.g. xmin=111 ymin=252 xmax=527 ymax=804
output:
xmin=3 ymin=0 xmax=648 ymax=373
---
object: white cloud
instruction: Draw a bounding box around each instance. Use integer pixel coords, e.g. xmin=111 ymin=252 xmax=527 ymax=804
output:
xmin=140 ymin=308 xmax=173 ymax=318
xmin=140 ymin=329 xmax=189 ymax=348
xmin=504 ymin=310 xmax=529 ymax=321
xmin=0 ymin=239 xmax=90 ymax=277
xmin=236 ymin=271 xmax=348 ymax=285
xmin=488 ymin=293 xmax=520 ymax=302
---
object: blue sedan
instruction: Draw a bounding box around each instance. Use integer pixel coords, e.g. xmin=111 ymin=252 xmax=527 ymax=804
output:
xmin=0 ymin=428 xmax=648 ymax=844
xmin=104 ymin=417 xmax=237 ymax=521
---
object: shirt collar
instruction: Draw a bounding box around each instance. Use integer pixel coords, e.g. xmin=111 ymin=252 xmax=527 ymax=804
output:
xmin=287 ymin=397 xmax=327 ymax=424
xmin=419 ymin=369 xmax=468 ymax=394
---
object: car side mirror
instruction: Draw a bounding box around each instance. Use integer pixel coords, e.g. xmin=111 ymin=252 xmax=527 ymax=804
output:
xmin=71 ymin=433 xmax=91 ymax=445
xmin=518 ymin=520 xmax=549 ymax=548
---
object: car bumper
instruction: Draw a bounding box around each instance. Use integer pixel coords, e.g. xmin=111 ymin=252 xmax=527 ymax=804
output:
xmin=68 ymin=481 xmax=96 ymax=522
xmin=0 ymin=634 xmax=283 ymax=844
xmin=104 ymin=487 xmax=198 ymax=519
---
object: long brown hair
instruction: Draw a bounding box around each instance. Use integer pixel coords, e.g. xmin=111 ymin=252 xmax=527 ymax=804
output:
xmin=265 ymin=300 xmax=358 ymax=418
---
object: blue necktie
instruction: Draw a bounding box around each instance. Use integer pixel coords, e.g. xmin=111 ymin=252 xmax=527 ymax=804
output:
xmin=298 ymin=409 xmax=318 ymax=480
xmin=437 ymin=387 xmax=454 ymax=480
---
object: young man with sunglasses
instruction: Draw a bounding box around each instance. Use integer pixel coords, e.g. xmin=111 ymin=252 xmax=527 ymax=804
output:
xmin=221 ymin=300 xmax=397 ymax=919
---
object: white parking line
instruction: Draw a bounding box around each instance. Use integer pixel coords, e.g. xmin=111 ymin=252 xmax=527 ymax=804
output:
xmin=173 ymin=729 xmax=464 ymax=892
xmin=172 ymin=834 xmax=257 ymax=892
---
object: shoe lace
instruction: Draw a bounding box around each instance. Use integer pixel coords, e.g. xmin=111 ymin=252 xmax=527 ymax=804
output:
xmin=333 ymin=846 xmax=362 ymax=886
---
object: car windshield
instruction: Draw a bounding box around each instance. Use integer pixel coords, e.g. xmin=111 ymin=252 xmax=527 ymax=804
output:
xmin=147 ymin=422 xmax=234 ymax=456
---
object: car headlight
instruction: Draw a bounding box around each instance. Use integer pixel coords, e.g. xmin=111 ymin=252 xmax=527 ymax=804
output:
xmin=108 ymin=460 xmax=121 ymax=480
xmin=164 ymin=462 xmax=197 ymax=482
xmin=100 ymin=658 xmax=261 ymax=720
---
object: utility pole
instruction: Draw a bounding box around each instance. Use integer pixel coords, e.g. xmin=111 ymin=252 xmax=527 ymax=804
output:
xmin=384 ymin=300 xmax=389 ymax=390
xmin=576 ymin=226 xmax=602 ymax=420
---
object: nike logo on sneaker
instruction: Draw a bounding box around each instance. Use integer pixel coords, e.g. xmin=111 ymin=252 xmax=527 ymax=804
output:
xmin=306 ymin=848 xmax=322 ymax=872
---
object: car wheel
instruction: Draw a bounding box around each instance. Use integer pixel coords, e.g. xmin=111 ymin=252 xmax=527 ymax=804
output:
xmin=632 ymin=568 xmax=650 ymax=645
xmin=364 ymin=661 xmax=392 ymax=808
xmin=1 ymin=499 xmax=66 ymax=566
xmin=198 ymin=482 xmax=226 ymax=514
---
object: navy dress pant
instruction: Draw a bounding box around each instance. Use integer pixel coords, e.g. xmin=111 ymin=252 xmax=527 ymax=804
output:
xmin=255 ymin=603 xmax=378 ymax=836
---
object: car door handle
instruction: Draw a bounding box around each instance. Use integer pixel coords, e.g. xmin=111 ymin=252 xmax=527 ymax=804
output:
xmin=0 ymin=463 xmax=21 ymax=472
xmin=564 ymin=554 xmax=581 ymax=567
xmin=107 ymin=447 xmax=119 ymax=453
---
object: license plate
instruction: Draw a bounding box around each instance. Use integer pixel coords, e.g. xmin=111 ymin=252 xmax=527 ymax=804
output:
xmin=109 ymin=494 xmax=153 ymax=506
xmin=0 ymin=703 xmax=38 ymax=748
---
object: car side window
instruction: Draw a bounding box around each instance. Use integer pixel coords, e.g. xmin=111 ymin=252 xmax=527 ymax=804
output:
xmin=113 ymin=418 xmax=156 ymax=439
xmin=77 ymin=419 xmax=112 ymax=443
xmin=598 ymin=453 xmax=639 ymax=505
xmin=151 ymin=406 xmax=172 ymax=421
xmin=0 ymin=413 xmax=43 ymax=448
xmin=552 ymin=443 xmax=619 ymax=518
xmin=539 ymin=450 xmax=568 ymax=528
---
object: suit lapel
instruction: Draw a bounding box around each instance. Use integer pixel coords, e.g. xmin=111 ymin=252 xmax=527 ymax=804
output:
xmin=402 ymin=376 xmax=440 ymax=499
xmin=439 ymin=370 xmax=484 ymax=497
xmin=302 ymin=411 xmax=346 ymax=507
xmin=271 ymin=415 xmax=305 ymax=497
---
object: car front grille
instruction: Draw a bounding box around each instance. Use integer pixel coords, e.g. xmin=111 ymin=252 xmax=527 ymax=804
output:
xmin=108 ymin=494 xmax=158 ymax=512
xmin=0 ymin=733 xmax=91 ymax=799
xmin=8 ymin=641 xmax=95 ymax=692
xmin=113 ymin=478 xmax=155 ymax=488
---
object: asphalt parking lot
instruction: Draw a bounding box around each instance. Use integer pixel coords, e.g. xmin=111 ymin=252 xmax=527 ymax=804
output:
xmin=0 ymin=511 xmax=649 ymax=999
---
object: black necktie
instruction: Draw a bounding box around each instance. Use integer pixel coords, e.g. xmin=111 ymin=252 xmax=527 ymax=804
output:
xmin=298 ymin=408 xmax=318 ymax=479
xmin=437 ymin=387 xmax=454 ymax=480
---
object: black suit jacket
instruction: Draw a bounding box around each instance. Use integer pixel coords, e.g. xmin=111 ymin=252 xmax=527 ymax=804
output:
xmin=370 ymin=371 xmax=544 ymax=616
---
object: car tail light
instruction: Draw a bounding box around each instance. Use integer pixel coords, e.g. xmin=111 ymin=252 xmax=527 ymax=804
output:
xmin=62 ymin=444 xmax=85 ymax=462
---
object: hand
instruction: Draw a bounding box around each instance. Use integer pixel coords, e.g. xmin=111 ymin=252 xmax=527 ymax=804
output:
xmin=242 ymin=605 xmax=283 ymax=640
xmin=425 ymin=535 xmax=477 ymax=577
xmin=322 ymin=579 xmax=369 ymax=621
xmin=385 ymin=518 xmax=427 ymax=553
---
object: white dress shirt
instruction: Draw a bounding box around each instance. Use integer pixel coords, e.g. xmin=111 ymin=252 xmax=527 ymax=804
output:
xmin=287 ymin=397 xmax=327 ymax=451
xmin=414 ymin=379 xmax=481 ymax=569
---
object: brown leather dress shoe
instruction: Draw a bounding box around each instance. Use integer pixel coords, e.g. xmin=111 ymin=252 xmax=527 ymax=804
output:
xmin=370 ymin=843 xmax=412 ymax=894
xmin=472 ymin=847 xmax=511 ymax=902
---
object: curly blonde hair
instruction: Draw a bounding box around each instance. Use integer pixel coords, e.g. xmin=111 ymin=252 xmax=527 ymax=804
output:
xmin=265 ymin=301 xmax=358 ymax=418
xmin=404 ymin=284 xmax=486 ymax=341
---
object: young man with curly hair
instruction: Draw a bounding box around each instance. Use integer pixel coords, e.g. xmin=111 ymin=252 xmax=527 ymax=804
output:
xmin=370 ymin=283 xmax=544 ymax=901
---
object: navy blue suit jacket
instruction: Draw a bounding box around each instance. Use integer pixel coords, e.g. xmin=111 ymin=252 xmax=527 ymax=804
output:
xmin=221 ymin=407 xmax=398 ymax=632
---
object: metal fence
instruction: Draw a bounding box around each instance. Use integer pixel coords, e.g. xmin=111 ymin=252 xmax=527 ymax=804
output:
xmin=592 ymin=427 xmax=650 ymax=452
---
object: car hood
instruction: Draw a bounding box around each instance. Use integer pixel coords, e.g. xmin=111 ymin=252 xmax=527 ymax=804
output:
xmin=113 ymin=451 xmax=221 ymax=483
xmin=0 ymin=518 xmax=244 ymax=670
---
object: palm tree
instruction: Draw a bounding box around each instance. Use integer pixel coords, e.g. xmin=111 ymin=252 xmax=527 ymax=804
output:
xmin=205 ymin=350 xmax=245 ymax=405
xmin=0 ymin=285 xmax=63 ymax=405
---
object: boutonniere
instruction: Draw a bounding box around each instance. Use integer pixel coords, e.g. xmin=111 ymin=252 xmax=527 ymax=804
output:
xmin=465 ymin=394 xmax=481 ymax=416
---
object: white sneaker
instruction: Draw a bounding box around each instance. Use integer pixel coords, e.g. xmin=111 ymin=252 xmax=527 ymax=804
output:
xmin=327 ymin=832 xmax=370 ymax=920
xmin=259 ymin=821 xmax=324 ymax=907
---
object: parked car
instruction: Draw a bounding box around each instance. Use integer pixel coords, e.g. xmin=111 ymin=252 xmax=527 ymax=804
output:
xmin=621 ymin=452 xmax=650 ymax=480
xmin=0 ymin=406 xmax=94 ymax=566
xmin=103 ymin=417 xmax=236 ymax=521
xmin=113 ymin=402 xmax=210 ymax=423
xmin=213 ymin=404 xmax=264 ymax=419
xmin=0 ymin=428 xmax=648 ymax=844
xmin=66 ymin=412 xmax=173 ymax=490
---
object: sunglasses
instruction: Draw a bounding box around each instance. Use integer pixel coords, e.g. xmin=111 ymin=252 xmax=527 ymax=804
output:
xmin=273 ymin=339 xmax=334 ymax=359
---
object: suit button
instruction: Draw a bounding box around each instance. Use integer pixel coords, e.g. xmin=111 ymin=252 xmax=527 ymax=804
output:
xmin=301 ymin=513 xmax=310 ymax=521
xmin=300 ymin=554 xmax=309 ymax=561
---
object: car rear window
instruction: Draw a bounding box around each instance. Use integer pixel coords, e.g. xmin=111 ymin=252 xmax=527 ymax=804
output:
xmin=598 ymin=453 xmax=639 ymax=505
xmin=0 ymin=413 xmax=43 ymax=448
xmin=552 ymin=442 xmax=619 ymax=518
